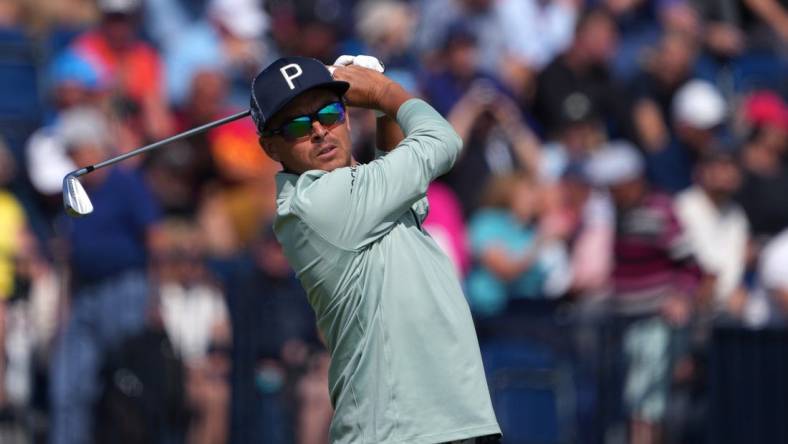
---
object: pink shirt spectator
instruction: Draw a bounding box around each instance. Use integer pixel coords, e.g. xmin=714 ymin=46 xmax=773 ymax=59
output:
xmin=424 ymin=182 xmax=471 ymax=276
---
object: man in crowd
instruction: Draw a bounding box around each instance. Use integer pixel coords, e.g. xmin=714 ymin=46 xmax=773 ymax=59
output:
xmin=49 ymin=107 xmax=162 ymax=444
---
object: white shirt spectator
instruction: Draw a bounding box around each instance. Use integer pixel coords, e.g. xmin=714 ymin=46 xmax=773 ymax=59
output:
xmin=759 ymin=229 xmax=788 ymax=310
xmin=675 ymin=185 xmax=749 ymax=308
xmin=159 ymin=283 xmax=229 ymax=363
xmin=496 ymin=0 xmax=577 ymax=70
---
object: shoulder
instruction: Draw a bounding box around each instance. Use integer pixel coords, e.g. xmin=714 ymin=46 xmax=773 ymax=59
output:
xmin=675 ymin=186 xmax=705 ymax=211
xmin=277 ymin=168 xmax=355 ymax=219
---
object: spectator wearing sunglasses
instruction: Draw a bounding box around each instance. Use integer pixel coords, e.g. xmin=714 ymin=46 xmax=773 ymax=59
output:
xmin=250 ymin=56 xmax=500 ymax=444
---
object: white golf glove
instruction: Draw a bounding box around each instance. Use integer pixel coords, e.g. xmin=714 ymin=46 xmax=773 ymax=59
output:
xmin=329 ymin=55 xmax=387 ymax=116
xmin=329 ymin=54 xmax=385 ymax=74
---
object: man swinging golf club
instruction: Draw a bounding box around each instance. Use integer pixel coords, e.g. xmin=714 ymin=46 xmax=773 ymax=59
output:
xmin=252 ymin=55 xmax=500 ymax=444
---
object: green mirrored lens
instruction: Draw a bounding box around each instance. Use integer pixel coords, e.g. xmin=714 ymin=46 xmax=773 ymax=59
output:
xmin=282 ymin=117 xmax=312 ymax=139
xmin=317 ymin=102 xmax=345 ymax=126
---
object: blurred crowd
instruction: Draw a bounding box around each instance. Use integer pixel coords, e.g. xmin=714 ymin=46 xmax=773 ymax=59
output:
xmin=0 ymin=0 xmax=787 ymax=443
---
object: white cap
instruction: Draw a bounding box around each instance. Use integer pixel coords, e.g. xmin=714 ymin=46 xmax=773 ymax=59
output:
xmin=672 ymin=79 xmax=727 ymax=129
xmin=585 ymin=140 xmax=644 ymax=187
xmin=209 ymin=0 xmax=269 ymax=39
xmin=57 ymin=107 xmax=111 ymax=151
xmin=98 ymin=0 xmax=141 ymax=13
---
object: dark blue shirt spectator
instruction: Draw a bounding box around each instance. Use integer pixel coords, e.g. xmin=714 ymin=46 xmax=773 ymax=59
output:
xmin=68 ymin=168 xmax=161 ymax=286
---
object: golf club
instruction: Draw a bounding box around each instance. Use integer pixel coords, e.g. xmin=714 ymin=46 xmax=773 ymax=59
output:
xmin=63 ymin=110 xmax=251 ymax=217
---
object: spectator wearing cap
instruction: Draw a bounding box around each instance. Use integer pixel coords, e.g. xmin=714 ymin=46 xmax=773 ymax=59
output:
xmin=586 ymin=141 xmax=701 ymax=444
xmin=156 ymin=0 xmax=270 ymax=108
xmin=737 ymin=91 xmax=788 ymax=241
xmin=49 ymin=107 xmax=162 ymax=444
xmin=539 ymin=90 xmax=606 ymax=183
xmin=24 ymin=49 xmax=102 ymax=219
xmin=551 ymin=162 xmax=614 ymax=295
xmin=645 ymin=79 xmax=728 ymax=194
xmin=70 ymin=0 xmax=173 ymax=141
xmin=675 ymin=151 xmax=750 ymax=319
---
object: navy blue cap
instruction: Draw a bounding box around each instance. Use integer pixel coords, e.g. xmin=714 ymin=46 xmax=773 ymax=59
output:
xmin=250 ymin=56 xmax=349 ymax=134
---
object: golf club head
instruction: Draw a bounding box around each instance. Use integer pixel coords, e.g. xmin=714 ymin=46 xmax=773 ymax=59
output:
xmin=63 ymin=174 xmax=93 ymax=217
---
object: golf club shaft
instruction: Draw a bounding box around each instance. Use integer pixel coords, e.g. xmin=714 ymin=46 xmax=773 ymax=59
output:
xmin=73 ymin=110 xmax=251 ymax=177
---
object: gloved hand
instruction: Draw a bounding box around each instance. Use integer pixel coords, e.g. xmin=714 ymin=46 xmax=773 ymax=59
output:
xmin=329 ymin=55 xmax=386 ymax=116
xmin=329 ymin=55 xmax=385 ymax=74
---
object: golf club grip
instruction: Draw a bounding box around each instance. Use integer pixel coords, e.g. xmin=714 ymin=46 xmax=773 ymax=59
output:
xmin=78 ymin=110 xmax=251 ymax=176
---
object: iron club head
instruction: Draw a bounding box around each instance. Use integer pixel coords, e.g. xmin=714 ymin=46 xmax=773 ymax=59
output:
xmin=63 ymin=173 xmax=93 ymax=217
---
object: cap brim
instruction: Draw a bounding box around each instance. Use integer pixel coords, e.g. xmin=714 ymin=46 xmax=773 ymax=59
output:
xmin=263 ymin=80 xmax=350 ymax=131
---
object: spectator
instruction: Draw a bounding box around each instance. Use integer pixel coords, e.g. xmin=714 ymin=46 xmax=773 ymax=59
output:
xmin=539 ymin=90 xmax=606 ymax=182
xmin=755 ymin=228 xmax=788 ymax=324
xmin=157 ymin=0 xmax=271 ymax=108
xmin=694 ymin=0 xmax=788 ymax=54
xmin=353 ymin=0 xmax=420 ymax=92
xmin=675 ymin=151 xmax=749 ymax=318
xmin=49 ymin=107 xmax=162 ymax=444
xmin=646 ymin=79 xmax=728 ymax=193
xmin=156 ymin=219 xmax=231 ymax=444
xmin=631 ymin=30 xmax=699 ymax=153
xmin=146 ymin=69 xmax=226 ymax=217
xmin=414 ymin=0 xmax=508 ymax=72
xmin=70 ymin=0 xmax=173 ymax=142
xmin=444 ymin=82 xmax=541 ymax=216
xmin=531 ymin=7 xmax=631 ymax=140
xmin=223 ymin=227 xmax=322 ymax=444
xmin=0 ymin=141 xmax=42 ymax=413
xmin=423 ymin=182 xmax=471 ymax=277
xmin=466 ymin=171 xmax=570 ymax=317
xmin=420 ymin=22 xmax=508 ymax=117
xmin=586 ymin=142 xmax=700 ymax=444
xmin=25 ymin=49 xmax=102 ymax=219
xmin=551 ymin=163 xmax=615 ymax=295
xmin=496 ymin=0 xmax=578 ymax=73
xmin=737 ymin=91 xmax=788 ymax=240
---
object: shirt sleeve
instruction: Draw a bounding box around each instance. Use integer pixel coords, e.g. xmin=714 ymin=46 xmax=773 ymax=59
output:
xmin=289 ymin=99 xmax=463 ymax=250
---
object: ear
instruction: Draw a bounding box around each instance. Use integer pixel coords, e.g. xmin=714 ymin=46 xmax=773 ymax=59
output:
xmin=259 ymin=136 xmax=281 ymax=162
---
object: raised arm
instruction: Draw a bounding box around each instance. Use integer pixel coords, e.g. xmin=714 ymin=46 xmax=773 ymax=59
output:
xmin=290 ymin=67 xmax=463 ymax=249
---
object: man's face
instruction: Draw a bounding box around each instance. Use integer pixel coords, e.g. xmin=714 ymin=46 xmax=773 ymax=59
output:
xmin=260 ymin=89 xmax=353 ymax=174
xmin=700 ymin=159 xmax=741 ymax=197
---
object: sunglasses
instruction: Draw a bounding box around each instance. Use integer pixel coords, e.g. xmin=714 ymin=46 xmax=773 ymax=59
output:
xmin=263 ymin=101 xmax=346 ymax=141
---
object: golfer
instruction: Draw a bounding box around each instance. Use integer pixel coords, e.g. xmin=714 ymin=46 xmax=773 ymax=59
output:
xmin=251 ymin=56 xmax=500 ymax=444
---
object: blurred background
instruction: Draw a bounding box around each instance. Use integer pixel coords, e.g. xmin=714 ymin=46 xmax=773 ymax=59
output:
xmin=0 ymin=0 xmax=787 ymax=443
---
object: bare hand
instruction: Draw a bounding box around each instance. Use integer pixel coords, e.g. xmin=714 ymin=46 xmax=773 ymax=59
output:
xmin=661 ymin=295 xmax=691 ymax=326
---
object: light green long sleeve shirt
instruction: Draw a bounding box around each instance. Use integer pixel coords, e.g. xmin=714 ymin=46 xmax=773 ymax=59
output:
xmin=273 ymin=99 xmax=500 ymax=444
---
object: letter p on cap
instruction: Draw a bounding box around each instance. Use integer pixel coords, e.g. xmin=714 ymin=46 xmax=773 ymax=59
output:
xmin=280 ymin=64 xmax=303 ymax=90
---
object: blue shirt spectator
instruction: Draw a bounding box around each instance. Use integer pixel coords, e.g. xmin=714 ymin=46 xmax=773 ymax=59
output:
xmin=467 ymin=208 xmax=547 ymax=316
xmin=68 ymin=168 xmax=161 ymax=286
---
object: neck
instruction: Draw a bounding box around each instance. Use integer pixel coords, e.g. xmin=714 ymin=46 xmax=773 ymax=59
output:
xmin=703 ymin=188 xmax=729 ymax=208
